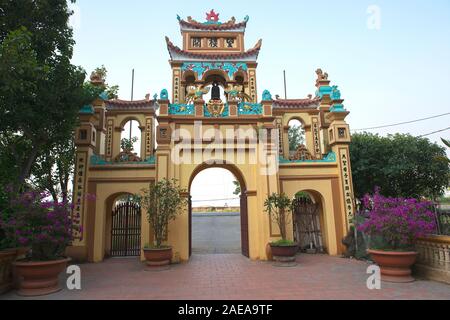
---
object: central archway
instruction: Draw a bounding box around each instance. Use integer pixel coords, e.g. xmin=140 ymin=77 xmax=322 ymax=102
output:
xmin=188 ymin=162 xmax=249 ymax=257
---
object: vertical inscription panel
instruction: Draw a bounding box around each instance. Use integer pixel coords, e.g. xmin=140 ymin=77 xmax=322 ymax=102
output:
xmin=145 ymin=118 xmax=152 ymax=158
xmin=339 ymin=148 xmax=355 ymax=228
xmin=312 ymin=117 xmax=322 ymax=159
xmin=72 ymin=152 xmax=88 ymax=245
xmin=277 ymin=119 xmax=283 ymax=155
xmin=106 ymin=119 xmax=113 ymax=159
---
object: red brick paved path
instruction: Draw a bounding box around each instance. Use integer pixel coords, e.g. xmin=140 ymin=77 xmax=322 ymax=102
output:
xmin=2 ymin=254 xmax=449 ymax=300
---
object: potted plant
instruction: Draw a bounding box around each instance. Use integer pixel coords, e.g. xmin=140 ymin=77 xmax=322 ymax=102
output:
xmin=0 ymin=226 xmax=17 ymax=294
xmin=264 ymin=193 xmax=298 ymax=262
xmin=0 ymin=191 xmax=81 ymax=296
xmin=0 ymin=186 xmax=31 ymax=294
xmin=137 ymin=179 xmax=187 ymax=268
xmin=358 ymin=189 xmax=437 ymax=283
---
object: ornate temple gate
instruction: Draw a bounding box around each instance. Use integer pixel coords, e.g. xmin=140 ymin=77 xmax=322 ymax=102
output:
xmin=111 ymin=202 xmax=141 ymax=257
xmin=293 ymin=197 xmax=325 ymax=253
xmin=68 ymin=10 xmax=356 ymax=263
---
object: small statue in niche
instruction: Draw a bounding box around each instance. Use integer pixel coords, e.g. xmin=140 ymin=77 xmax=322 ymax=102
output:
xmin=211 ymin=81 xmax=221 ymax=100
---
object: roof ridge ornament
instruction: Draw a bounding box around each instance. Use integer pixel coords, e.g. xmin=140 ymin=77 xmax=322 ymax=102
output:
xmin=206 ymin=9 xmax=220 ymax=22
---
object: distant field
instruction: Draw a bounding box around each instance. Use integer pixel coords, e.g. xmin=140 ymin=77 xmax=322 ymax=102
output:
xmin=192 ymin=206 xmax=240 ymax=213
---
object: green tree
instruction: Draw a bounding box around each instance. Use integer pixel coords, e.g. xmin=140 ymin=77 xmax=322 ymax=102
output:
xmin=138 ymin=179 xmax=187 ymax=248
xmin=0 ymin=1 xmax=94 ymax=190
xmin=91 ymin=65 xmax=119 ymax=99
xmin=121 ymin=136 xmax=139 ymax=152
xmin=30 ymin=136 xmax=75 ymax=203
xmin=264 ymin=193 xmax=293 ymax=242
xmin=288 ymin=125 xmax=305 ymax=151
xmin=350 ymin=132 xmax=450 ymax=199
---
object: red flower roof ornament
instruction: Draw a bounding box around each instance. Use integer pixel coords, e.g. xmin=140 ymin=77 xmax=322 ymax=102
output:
xmin=206 ymin=9 xmax=220 ymax=22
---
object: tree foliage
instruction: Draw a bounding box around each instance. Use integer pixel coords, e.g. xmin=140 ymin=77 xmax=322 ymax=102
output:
xmin=350 ymin=133 xmax=450 ymax=199
xmin=0 ymin=1 xmax=95 ymax=191
xmin=288 ymin=124 xmax=305 ymax=151
xmin=121 ymin=136 xmax=138 ymax=152
xmin=264 ymin=193 xmax=293 ymax=241
xmin=137 ymin=179 xmax=187 ymax=248
xmin=30 ymin=137 xmax=75 ymax=203
xmin=91 ymin=65 xmax=119 ymax=99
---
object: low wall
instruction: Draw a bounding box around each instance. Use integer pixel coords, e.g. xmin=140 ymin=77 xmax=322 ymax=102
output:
xmin=415 ymin=235 xmax=450 ymax=285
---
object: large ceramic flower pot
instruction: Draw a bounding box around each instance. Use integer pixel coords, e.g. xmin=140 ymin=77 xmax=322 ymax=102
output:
xmin=270 ymin=244 xmax=299 ymax=263
xmin=368 ymin=249 xmax=418 ymax=283
xmin=0 ymin=249 xmax=17 ymax=294
xmin=143 ymin=247 xmax=173 ymax=267
xmin=12 ymin=247 xmax=30 ymax=289
xmin=13 ymin=258 xmax=71 ymax=296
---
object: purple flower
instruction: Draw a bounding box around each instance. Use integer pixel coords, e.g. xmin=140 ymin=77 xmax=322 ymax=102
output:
xmin=357 ymin=188 xmax=437 ymax=250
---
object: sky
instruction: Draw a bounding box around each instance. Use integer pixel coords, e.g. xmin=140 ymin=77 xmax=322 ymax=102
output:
xmin=69 ymin=0 xmax=450 ymax=203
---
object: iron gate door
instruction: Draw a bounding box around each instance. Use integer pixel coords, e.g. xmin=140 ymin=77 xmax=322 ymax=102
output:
xmin=111 ymin=201 xmax=141 ymax=257
xmin=293 ymin=197 xmax=324 ymax=253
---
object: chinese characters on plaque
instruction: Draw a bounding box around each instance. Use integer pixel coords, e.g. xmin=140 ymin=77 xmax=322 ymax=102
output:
xmin=72 ymin=153 xmax=87 ymax=243
xmin=106 ymin=120 xmax=113 ymax=158
xmin=312 ymin=117 xmax=322 ymax=159
xmin=339 ymin=148 xmax=354 ymax=227
xmin=145 ymin=118 xmax=152 ymax=157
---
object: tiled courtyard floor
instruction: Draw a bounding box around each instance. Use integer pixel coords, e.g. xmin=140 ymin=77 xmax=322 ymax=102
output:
xmin=2 ymin=254 xmax=450 ymax=300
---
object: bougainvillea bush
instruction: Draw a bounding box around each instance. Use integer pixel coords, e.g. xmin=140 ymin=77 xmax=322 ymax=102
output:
xmin=0 ymin=191 xmax=82 ymax=261
xmin=357 ymin=189 xmax=437 ymax=251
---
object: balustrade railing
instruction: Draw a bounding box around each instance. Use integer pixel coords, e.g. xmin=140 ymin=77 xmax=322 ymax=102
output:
xmin=415 ymin=235 xmax=450 ymax=284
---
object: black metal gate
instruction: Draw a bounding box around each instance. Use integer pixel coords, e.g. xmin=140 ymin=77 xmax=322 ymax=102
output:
xmin=293 ymin=197 xmax=325 ymax=253
xmin=111 ymin=201 xmax=141 ymax=257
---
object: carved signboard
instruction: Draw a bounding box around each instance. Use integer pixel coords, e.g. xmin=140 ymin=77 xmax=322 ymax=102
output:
xmin=145 ymin=118 xmax=152 ymax=157
xmin=312 ymin=117 xmax=322 ymax=159
xmin=339 ymin=148 xmax=354 ymax=228
xmin=72 ymin=152 xmax=87 ymax=244
xmin=106 ymin=119 xmax=113 ymax=158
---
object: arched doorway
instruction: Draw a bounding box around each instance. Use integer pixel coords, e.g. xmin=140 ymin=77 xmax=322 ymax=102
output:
xmin=109 ymin=194 xmax=142 ymax=257
xmin=292 ymin=191 xmax=327 ymax=254
xmin=188 ymin=164 xmax=249 ymax=257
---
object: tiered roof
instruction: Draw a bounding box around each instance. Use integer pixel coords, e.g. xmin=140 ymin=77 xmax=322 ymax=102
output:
xmin=177 ymin=12 xmax=249 ymax=32
xmin=106 ymin=99 xmax=158 ymax=111
xmin=272 ymin=97 xmax=321 ymax=109
xmin=165 ymin=37 xmax=262 ymax=62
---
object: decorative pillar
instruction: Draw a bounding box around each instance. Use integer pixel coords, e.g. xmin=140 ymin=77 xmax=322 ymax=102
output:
xmin=326 ymin=100 xmax=355 ymax=242
xmin=315 ymin=69 xmax=332 ymax=155
xmin=261 ymin=90 xmax=273 ymax=117
xmin=66 ymin=105 xmax=97 ymax=262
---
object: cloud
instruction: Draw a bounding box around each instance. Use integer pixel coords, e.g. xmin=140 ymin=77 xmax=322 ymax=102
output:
xmin=68 ymin=2 xmax=81 ymax=30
